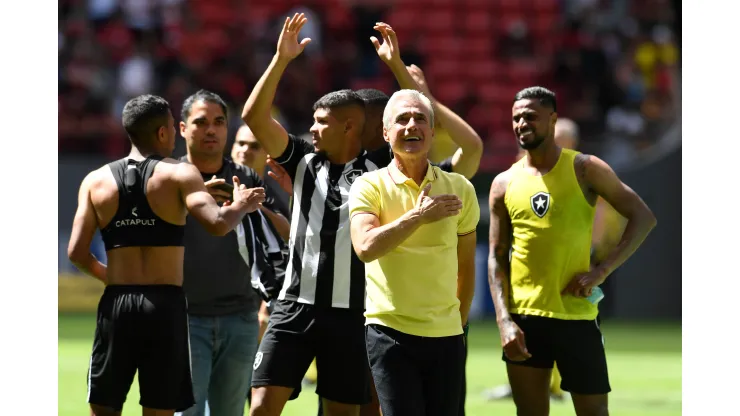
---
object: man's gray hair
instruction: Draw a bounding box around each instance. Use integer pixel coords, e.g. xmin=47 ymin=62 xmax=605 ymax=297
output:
xmin=382 ymin=89 xmax=435 ymax=129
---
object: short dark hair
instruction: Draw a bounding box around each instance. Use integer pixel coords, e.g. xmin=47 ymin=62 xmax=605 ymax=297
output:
xmin=312 ymin=89 xmax=365 ymax=112
xmin=181 ymin=89 xmax=229 ymax=122
xmin=355 ymin=88 xmax=389 ymax=109
xmin=121 ymin=94 xmax=171 ymax=147
xmin=513 ymin=86 xmax=557 ymax=112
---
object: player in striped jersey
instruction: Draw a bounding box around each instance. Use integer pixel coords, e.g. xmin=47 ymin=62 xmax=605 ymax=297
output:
xmin=243 ymin=14 xmax=379 ymax=416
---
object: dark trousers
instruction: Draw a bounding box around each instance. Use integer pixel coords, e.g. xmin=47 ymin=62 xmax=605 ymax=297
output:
xmin=365 ymin=324 xmax=465 ymax=416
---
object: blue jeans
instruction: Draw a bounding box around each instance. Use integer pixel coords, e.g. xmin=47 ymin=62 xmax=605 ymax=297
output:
xmin=179 ymin=311 xmax=259 ymax=416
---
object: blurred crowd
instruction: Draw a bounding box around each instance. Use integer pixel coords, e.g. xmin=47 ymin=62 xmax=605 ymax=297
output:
xmin=58 ymin=0 xmax=679 ymax=173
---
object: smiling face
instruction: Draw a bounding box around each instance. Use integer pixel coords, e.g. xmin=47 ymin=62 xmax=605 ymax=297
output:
xmin=511 ymin=98 xmax=556 ymax=151
xmin=383 ymin=94 xmax=434 ymax=159
xmin=180 ymin=99 xmax=228 ymax=158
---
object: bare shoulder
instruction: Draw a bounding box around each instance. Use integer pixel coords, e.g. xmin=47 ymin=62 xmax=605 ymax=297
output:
xmin=575 ymin=153 xmax=616 ymax=185
xmin=170 ymin=159 xmax=202 ymax=182
xmin=83 ymin=165 xmax=114 ymax=190
xmin=490 ymin=168 xmax=514 ymax=200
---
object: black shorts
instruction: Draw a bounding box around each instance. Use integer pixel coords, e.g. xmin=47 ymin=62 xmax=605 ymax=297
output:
xmin=87 ymin=285 xmax=195 ymax=411
xmin=252 ymin=299 xmax=371 ymax=405
xmin=366 ymin=324 xmax=465 ymax=416
xmin=502 ymin=314 xmax=611 ymax=395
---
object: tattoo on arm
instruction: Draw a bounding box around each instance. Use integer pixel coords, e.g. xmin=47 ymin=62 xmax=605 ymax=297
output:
xmin=488 ymin=172 xmax=513 ymax=322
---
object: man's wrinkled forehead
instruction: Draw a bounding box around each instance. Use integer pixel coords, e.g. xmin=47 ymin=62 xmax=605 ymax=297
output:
xmin=390 ymin=97 xmax=430 ymax=118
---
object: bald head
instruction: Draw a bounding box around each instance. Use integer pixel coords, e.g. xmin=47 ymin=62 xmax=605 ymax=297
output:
xmin=554 ymin=118 xmax=579 ymax=150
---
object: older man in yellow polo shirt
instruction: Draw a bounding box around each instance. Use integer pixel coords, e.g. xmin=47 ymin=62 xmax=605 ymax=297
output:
xmin=348 ymin=89 xmax=480 ymax=416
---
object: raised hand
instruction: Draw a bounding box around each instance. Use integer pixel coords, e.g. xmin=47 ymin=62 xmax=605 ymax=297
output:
xmin=406 ymin=64 xmax=433 ymax=98
xmin=232 ymin=176 xmax=266 ymax=213
xmin=371 ymin=22 xmax=402 ymax=66
xmin=414 ymin=183 xmax=463 ymax=224
xmin=276 ymin=13 xmax=312 ymax=62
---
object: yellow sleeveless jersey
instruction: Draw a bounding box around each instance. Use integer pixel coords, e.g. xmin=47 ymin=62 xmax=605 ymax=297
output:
xmin=504 ymin=148 xmax=597 ymax=320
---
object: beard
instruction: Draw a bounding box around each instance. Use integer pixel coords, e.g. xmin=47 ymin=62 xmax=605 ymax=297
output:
xmin=518 ymin=133 xmax=546 ymax=150
xmin=517 ymin=126 xmax=549 ymax=150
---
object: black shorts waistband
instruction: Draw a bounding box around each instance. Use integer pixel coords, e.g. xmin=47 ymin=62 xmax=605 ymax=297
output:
xmin=104 ymin=284 xmax=184 ymax=295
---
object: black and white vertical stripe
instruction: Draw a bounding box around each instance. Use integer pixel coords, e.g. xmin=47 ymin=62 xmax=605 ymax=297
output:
xmin=278 ymin=152 xmax=381 ymax=309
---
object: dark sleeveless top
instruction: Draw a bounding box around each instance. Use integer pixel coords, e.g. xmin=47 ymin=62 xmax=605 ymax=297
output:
xmin=100 ymin=156 xmax=185 ymax=251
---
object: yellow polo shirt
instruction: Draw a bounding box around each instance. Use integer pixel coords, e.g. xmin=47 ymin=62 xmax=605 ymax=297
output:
xmin=348 ymin=161 xmax=480 ymax=337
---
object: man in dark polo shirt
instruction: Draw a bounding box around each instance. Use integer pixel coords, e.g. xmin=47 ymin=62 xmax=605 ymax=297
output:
xmin=177 ymin=89 xmax=288 ymax=416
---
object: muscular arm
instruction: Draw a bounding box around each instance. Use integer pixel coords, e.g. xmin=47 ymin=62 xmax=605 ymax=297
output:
xmin=177 ymin=164 xmax=251 ymax=236
xmin=67 ymin=173 xmax=107 ymax=284
xmin=457 ymin=232 xmax=477 ymax=325
xmin=350 ymin=211 xmax=424 ymax=263
xmin=260 ymin=206 xmax=291 ymax=241
xmin=241 ymin=55 xmax=291 ymax=158
xmin=488 ymin=173 xmax=513 ymax=323
xmin=581 ymin=155 xmax=657 ymax=278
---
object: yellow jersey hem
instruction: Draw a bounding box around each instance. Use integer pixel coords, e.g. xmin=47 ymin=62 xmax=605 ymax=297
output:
xmin=510 ymin=308 xmax=598 ymax=321
xmin=365 ymin=318 xmax=464 ymax=337
xmin=457 ymin=229 xmax=475 ymax=236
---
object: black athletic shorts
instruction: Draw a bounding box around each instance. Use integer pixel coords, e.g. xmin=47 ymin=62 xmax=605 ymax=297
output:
xmin=502 ymin=314 xmax=611 ymax=395
xmin=366 ymin=324 xmax=465 ymax=416
xmin=87 ymin=285 xmax=195 ymax=411
xmin=252 ymin=299 xmax=371 ymax=405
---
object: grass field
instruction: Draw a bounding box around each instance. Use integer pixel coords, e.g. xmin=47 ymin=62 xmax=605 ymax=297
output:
xmin=59 ymin=314 xmax=681 ymax=416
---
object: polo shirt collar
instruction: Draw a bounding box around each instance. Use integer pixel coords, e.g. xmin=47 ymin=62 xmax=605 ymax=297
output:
xmin=388 ymin=159 xmax=437 ymax=186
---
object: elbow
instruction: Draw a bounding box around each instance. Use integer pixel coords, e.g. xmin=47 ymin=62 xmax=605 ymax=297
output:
xmin=67 ymin=246 xmax=86 ymax=266
xmin=355 ymin=248 xmax=374 ymax=263
xmin=470 ymin=138 xmax=484 ymax=157
xmin=242 ymin=105 xmax=263 ymax=128
xmin=646 ymin=210 xmax=657 ymax=231
xmin=638 ymin=206 xmax=658 ymax=232
xmin=353 ymin=242 xmax=376 ymax=263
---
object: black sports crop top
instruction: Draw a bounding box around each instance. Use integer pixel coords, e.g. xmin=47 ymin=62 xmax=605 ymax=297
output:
xmin=100 ymin=156 xmax=185 ymax=251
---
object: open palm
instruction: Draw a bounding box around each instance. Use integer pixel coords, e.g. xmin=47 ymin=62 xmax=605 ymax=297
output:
xmin=370 ymin=22 xmax=401 ymax=65
xmin=277 ymin=13 xmax=312 ymax=61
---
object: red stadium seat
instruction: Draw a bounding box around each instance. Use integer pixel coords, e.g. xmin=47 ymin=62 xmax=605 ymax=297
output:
xmin=435 ymin=82 xmax=468 ymax=103
xmin=463 ymin=11 xmax=493 ymax=34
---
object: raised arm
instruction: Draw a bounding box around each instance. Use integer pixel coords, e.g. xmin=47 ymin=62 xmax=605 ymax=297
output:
xmin=241 ymin=13 xmax=311 ymax=158
xmin=406 ymin=65 xmax=483 ymax=178
xmin=583 ymin=155 xmax=656 ymax=278
xmin=371 ymin=23 xmax=483 ymax=178
xmin=177 ymin=163 xmax=265 ymax=236
xmin=488 ymin=172 xmax=531 ymax=361
xmin=67 ymin=172 xmax=107 ymax=284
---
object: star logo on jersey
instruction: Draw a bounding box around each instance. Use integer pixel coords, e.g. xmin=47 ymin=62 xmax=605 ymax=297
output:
xmin=343 ymin=169 xmax=363 ymax=185
xmin=530 ymin=192 xmax=551 ymax=218
xmin=253 ymin=351 xmax=264 ymax=370
xmin=131 ymin=207 xmax=138 ymax=217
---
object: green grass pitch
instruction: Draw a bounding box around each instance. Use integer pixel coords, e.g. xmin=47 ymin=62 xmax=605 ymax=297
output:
xmin=58 ymin=314 xmax=681 ymax=415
